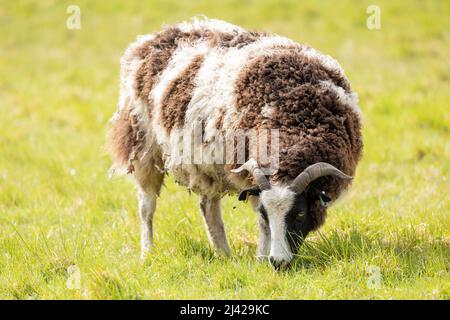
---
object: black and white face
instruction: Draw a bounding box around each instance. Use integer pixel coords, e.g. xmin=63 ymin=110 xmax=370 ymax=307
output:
xmin=233 ymin=159 xmax=349 ymax=269
xmin=257 ymin=186 xmax=312 ymax=268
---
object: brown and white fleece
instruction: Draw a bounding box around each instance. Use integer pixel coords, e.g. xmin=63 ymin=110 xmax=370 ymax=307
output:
xmin=107 ymin=18 xmax=363 ymax=233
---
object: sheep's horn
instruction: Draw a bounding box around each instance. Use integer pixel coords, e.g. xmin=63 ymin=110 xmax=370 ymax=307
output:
xmin=289 ymin=162 xmax=352 ymax=194
xmin=231 ymin=159 xmax=271 ymax=190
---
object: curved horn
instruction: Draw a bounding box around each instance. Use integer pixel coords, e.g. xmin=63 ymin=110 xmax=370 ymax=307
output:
xmin=230 ymin=159 xmax=271 ymax=190
xmin=289 ymin=162 xmax=352 ymax=194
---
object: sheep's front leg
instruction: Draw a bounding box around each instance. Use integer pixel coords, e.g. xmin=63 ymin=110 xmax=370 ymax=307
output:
xmin=199 ymin=196 xmax=231 ymax=254
xmin=138 ymin=188 xmax=157 ymax=259
xmin=250 ymin=196 xmax=270 ymax=259
xmin=256 ymin=215 xmax=271 ymax=259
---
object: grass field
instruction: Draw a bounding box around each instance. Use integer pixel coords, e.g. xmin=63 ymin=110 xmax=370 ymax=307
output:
xmin=0 ymin=0 xmax=449 ymax=299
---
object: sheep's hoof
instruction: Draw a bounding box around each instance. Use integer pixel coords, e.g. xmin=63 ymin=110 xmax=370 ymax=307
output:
xmin=140 ymin=247 xmax=152 ymax=261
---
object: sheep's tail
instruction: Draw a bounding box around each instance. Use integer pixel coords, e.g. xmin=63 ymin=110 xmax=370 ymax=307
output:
xmin=106 ymin=97 xmax=145 ymax=176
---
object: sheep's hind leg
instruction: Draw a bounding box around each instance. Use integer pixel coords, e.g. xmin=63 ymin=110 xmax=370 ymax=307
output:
xmin=137 ymin=189 xmax=157 ymax=259
xmin=199 ymin=196 xmax=231 ymax=254
xmin=134 ymin=162 xmax=164 ymax=260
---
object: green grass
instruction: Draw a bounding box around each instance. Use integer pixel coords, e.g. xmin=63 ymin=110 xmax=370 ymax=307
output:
xmin=0 ymin=0 xmax=449 ymax=299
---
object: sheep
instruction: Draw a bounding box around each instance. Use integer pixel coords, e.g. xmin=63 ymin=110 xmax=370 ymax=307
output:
xmin=107 ymin=17 xmax=363 ymax=268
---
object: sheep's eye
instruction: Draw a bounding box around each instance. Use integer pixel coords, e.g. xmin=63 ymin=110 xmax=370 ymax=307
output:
xmin=297 ymin=212 xmax=305 ymax=217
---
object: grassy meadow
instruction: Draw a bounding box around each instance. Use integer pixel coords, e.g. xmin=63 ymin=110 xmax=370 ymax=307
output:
xmin=0 ymin=0 xmax=449 ymax=299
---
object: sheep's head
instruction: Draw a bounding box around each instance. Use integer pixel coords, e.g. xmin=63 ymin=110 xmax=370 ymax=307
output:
xmin=232 ymin=160 xmax=352 ymax=269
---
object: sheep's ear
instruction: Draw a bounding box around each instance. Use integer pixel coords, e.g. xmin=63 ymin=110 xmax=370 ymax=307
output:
xmin=238 ymin=186 xmax=261 ymax=202
xmin=308 ymin=188 xmax=331 ymax=207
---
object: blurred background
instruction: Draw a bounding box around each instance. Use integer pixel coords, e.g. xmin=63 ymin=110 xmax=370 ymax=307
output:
xmin=0 ymin=1 xmax=448 ymax=299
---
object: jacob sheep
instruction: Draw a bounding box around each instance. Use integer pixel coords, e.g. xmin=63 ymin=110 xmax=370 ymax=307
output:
xmin=107 ymin=18 xmax=363 ymax=268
